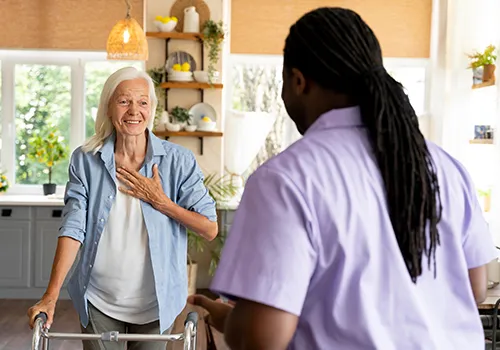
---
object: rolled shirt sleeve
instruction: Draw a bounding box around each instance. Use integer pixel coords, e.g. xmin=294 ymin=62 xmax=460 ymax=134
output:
xmin=210 ymin=167 xmax=317 ymax=316
xmin=177 ymin=152 xmax=217 ymax=222
xmin=59 ymin=149 xmax=88 ymax=244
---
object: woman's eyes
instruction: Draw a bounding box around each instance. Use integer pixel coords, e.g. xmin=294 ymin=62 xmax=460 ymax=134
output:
xmin=118 ymin=100 xmax=149 ymax=106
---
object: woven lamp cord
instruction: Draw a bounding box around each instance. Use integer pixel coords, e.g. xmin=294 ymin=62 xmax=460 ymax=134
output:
xmin=125 ymin=0 xmax=131 ymax=18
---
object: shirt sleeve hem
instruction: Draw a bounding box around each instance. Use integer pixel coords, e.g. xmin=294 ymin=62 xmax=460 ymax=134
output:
xmin=467 ymin=249 xmax=499 ymax=269
xmin=59 ymin=228 xmax=85 ymax=244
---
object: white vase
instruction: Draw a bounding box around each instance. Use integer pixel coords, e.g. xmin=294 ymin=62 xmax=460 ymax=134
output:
xmin=183 ymin=6 xmax=200 ymax=33
xmin=224 ymin=110 xmax=276 ymax=196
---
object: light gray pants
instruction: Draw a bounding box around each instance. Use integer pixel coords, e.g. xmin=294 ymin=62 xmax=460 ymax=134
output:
xmin=81 ymin=303 xmax=171 ymax=350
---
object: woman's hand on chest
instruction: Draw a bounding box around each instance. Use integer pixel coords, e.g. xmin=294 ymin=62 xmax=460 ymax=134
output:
xmin=116 ymin=163 xmax=173 ymax=208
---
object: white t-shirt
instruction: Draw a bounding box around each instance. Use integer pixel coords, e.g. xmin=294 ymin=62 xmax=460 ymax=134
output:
xmin=87 ymin=180 xmax=159 ymax=324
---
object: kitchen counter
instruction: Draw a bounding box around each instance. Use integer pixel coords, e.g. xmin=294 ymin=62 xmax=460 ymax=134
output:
xmin=0 ymin=194 xmax=64 ymax=206
xmin=0 ymin=194 xmax=239 ymax=210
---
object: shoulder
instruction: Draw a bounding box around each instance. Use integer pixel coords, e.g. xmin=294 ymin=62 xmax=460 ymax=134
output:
xmin=425 ymin=140 xmax=478 ymax=200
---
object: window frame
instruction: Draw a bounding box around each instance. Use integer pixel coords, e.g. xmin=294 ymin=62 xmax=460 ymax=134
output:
xmin=0 ymin=49 xmax=144 ymax=195
xmin=225 ymin=54 xmax=431 ymax=118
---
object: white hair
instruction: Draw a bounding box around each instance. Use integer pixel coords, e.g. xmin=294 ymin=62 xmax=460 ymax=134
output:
xmin=82 ymin=66 xmax=158 ymax=153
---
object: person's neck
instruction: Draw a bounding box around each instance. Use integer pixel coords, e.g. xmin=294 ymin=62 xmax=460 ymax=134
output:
xmin=304 ymin=91 xmax=357 ymax=127
xmin=114 ymin=132 xmax=148 ymax=163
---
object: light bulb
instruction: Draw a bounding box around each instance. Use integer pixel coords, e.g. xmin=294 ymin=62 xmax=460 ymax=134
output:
xmin=123 ymin=28 xmax=130 ymax=44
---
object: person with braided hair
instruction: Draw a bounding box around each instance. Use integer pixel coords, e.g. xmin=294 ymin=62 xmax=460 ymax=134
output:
xmin=188 ymin=7 xmax=498 ymax=349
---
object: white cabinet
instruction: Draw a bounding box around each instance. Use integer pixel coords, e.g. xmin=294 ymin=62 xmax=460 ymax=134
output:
xmin=0 ymin=205 xmax=70 ymax=299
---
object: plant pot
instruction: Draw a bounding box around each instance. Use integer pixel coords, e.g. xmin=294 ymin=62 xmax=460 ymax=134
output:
xmin=43 ymin=183 xmax=57 ymax=196
xmin=484 ymin=195 xmax=491 ymax=212
xmin=483 ymin=64 xmax=496 ymax=82
xmin=187 ymin=258 xmax=198 ymax=296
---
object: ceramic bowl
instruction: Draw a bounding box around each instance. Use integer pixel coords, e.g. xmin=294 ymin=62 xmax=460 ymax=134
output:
xmin=166 ymin=123 xmax=182 ymax=132
xmin=198 ymin=120 xmax=217 ymax=131
xmin=193 ymin=70 xmax=219 ymax=83
xmin=154 ymin=20 xmax=177 ymax=32
xmin=185 ymin=125 xmax=197 ymax=132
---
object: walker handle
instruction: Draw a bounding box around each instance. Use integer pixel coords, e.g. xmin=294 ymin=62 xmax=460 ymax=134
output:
xmin=35 ymin=312 xmax=48 ymax=324
xmin=185 ymin=311 xmax=198 ymax=327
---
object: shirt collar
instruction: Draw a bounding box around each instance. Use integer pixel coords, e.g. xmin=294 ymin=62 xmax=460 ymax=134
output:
xmin=99 ymin=128 xmax=167 ymax=165
xmin=305 ymin=106 xmax=363 ymax=136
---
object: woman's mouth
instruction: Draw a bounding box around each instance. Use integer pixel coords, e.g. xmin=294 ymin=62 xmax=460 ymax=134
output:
xmin=123 ymin=120 xmax=141 ymax=124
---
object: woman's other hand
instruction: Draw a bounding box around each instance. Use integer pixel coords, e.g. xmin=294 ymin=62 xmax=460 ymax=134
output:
xmin=27 ymin=293 xmax=57 ymax=329
xmin=117 ymin=164 xmax=171 ymax=206
xmin=187 ymin=294 xmax=234 ymax=334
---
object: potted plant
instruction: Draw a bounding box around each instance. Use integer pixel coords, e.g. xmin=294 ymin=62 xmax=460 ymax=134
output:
xmin=186 ymin=173 xmax=237 ymax=295
xmin=171 ymin=106 xmax=191 ymax=127
xmin=467 ymin=45 xmax=497 ymax=84
xmin=0 ymin=172 xmax=9 ymax=195
xmin=27 ymin=129 xmax=69 ymax=195
xmin=147 ymin=66 xmax=166 ymax=129
xmin=201 ymin=20 xmax=224 ymax=84
xmin=478 ymin=188 xmax=492 ymax=212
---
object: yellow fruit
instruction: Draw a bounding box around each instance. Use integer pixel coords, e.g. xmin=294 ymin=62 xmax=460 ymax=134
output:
xmin=202 ymin=116 xmax=212 ymax=122
xmin=155 ymin=15 xmax=163 ymax=21
xmin=172 ymin=64 xmax=182 ymax=71
xmin=161 ymin=17 xmax=171 ymax=23
xmin=181 ymin=62 xmax=191 ymax=72
xmin=171 ymin=16 xmax=178 ymax=22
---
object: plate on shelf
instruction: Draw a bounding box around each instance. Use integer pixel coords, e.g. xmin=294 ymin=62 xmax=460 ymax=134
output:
xmin=165 ymin=51 xmax=197 ymax=72
xmin=189 ymin=102 xmax=217 ymax=125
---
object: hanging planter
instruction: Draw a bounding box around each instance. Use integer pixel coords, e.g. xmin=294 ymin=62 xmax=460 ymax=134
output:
xmin=467 ymin=45 xmax=497 ymax=86
xmin=201 ymin=20 xmax=224 ymax=84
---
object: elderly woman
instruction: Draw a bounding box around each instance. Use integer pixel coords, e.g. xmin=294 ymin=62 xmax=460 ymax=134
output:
xmin=27 ymin=67 xmax=218 ymax=350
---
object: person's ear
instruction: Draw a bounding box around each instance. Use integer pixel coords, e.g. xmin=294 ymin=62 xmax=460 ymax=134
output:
xmin=291 ymin=68 xmax=307 ymax=96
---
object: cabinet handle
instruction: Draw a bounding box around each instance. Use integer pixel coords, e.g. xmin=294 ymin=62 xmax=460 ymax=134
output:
xmin=1 ymin=209 xmax=12 ymax=217
xmin=52 ymin=210 xmax=62 ymax=218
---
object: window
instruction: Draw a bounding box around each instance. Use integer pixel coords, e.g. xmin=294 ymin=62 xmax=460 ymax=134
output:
xmin=226 ymin=55 xmax=429 ymax=178
xmin=0 ymin=50 xmax=144 ymax=194
xmin=15 ymin=64 xmax=71 ymax=185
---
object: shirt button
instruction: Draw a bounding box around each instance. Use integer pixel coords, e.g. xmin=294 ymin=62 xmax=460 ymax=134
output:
xmin=100 ymin=218 xmax=104 ymax=222
xmin=83 ymin=286 xmax=87 ymax=289
xmin=89 ymin=264 xmax=93 ymax=268
xmin=94 ymin=241 xmax=98 ymax=245
xmin=108 ymin=195 xmax=113 ymax=199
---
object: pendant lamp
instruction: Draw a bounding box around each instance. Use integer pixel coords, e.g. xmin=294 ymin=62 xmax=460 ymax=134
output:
xmin=107 ymin=0 xmax=149 ymax=61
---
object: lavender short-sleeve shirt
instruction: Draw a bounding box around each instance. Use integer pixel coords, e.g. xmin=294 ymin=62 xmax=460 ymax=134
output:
xmin=211 ymin=106 xmax=498 ymax=349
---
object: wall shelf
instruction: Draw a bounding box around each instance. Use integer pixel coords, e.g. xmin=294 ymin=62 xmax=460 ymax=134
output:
xmin=146 ymin=32 xmax=203 ymax=41
xmin=154 ymin=131 xmax=223 ymax=155
xmin=469 ymin=139 xmax=494 ymax=144
xmin=160 ymin=82 xmax=223 ymax=89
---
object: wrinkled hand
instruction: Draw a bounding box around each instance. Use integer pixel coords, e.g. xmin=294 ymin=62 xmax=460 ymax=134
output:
xmin=116 ymin=164 xmax=171 ymax=206
xmin=27 ymin=294 xmax=57 ymax=329
xmin=187 ymin=294 xmax=234 ymax=334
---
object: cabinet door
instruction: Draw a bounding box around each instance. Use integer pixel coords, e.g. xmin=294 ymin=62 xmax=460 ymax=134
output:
xmin=0 ymin=220 xmax=31 ymax=287
xmin=34 ymin=220 xmax=62 ymax=287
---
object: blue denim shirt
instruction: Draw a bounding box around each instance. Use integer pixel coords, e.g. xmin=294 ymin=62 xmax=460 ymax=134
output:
xmin=59 ymin=129 xmax=217 ymax=333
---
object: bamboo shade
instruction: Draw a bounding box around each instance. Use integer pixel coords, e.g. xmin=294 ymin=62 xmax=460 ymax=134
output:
xmin=230 ymin=0 xmax=432 ymax=58
xmin=0 ymin=0 xmax=144 ymax=51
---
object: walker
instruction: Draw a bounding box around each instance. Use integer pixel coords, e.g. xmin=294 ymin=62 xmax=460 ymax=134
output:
xmin=31 ymin=311 xmax=198 ymax=350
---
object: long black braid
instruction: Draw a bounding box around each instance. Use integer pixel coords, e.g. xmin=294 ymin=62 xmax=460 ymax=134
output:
xmin=284 ymin=7 xmax=442 ymax=282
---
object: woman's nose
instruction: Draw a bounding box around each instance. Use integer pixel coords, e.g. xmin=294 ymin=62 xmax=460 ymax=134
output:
xmin=128 ymin=102 xmax=139 ymax=114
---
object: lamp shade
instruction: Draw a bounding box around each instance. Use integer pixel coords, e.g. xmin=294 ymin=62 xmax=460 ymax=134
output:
xmin=107 ymin=17 xmax=148 ymax=61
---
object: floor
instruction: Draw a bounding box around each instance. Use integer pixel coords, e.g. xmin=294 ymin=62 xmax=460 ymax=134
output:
xmin=0 ymin=299 xmax=227 ymax=350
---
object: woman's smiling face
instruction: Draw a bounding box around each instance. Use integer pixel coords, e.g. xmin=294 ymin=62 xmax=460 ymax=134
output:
xmin=108 ymin=78 xmax=151 ymax=137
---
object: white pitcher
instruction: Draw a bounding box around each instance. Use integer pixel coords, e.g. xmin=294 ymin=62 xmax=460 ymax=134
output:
xmin=183 ymin=6 xmax=200 ymax=33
